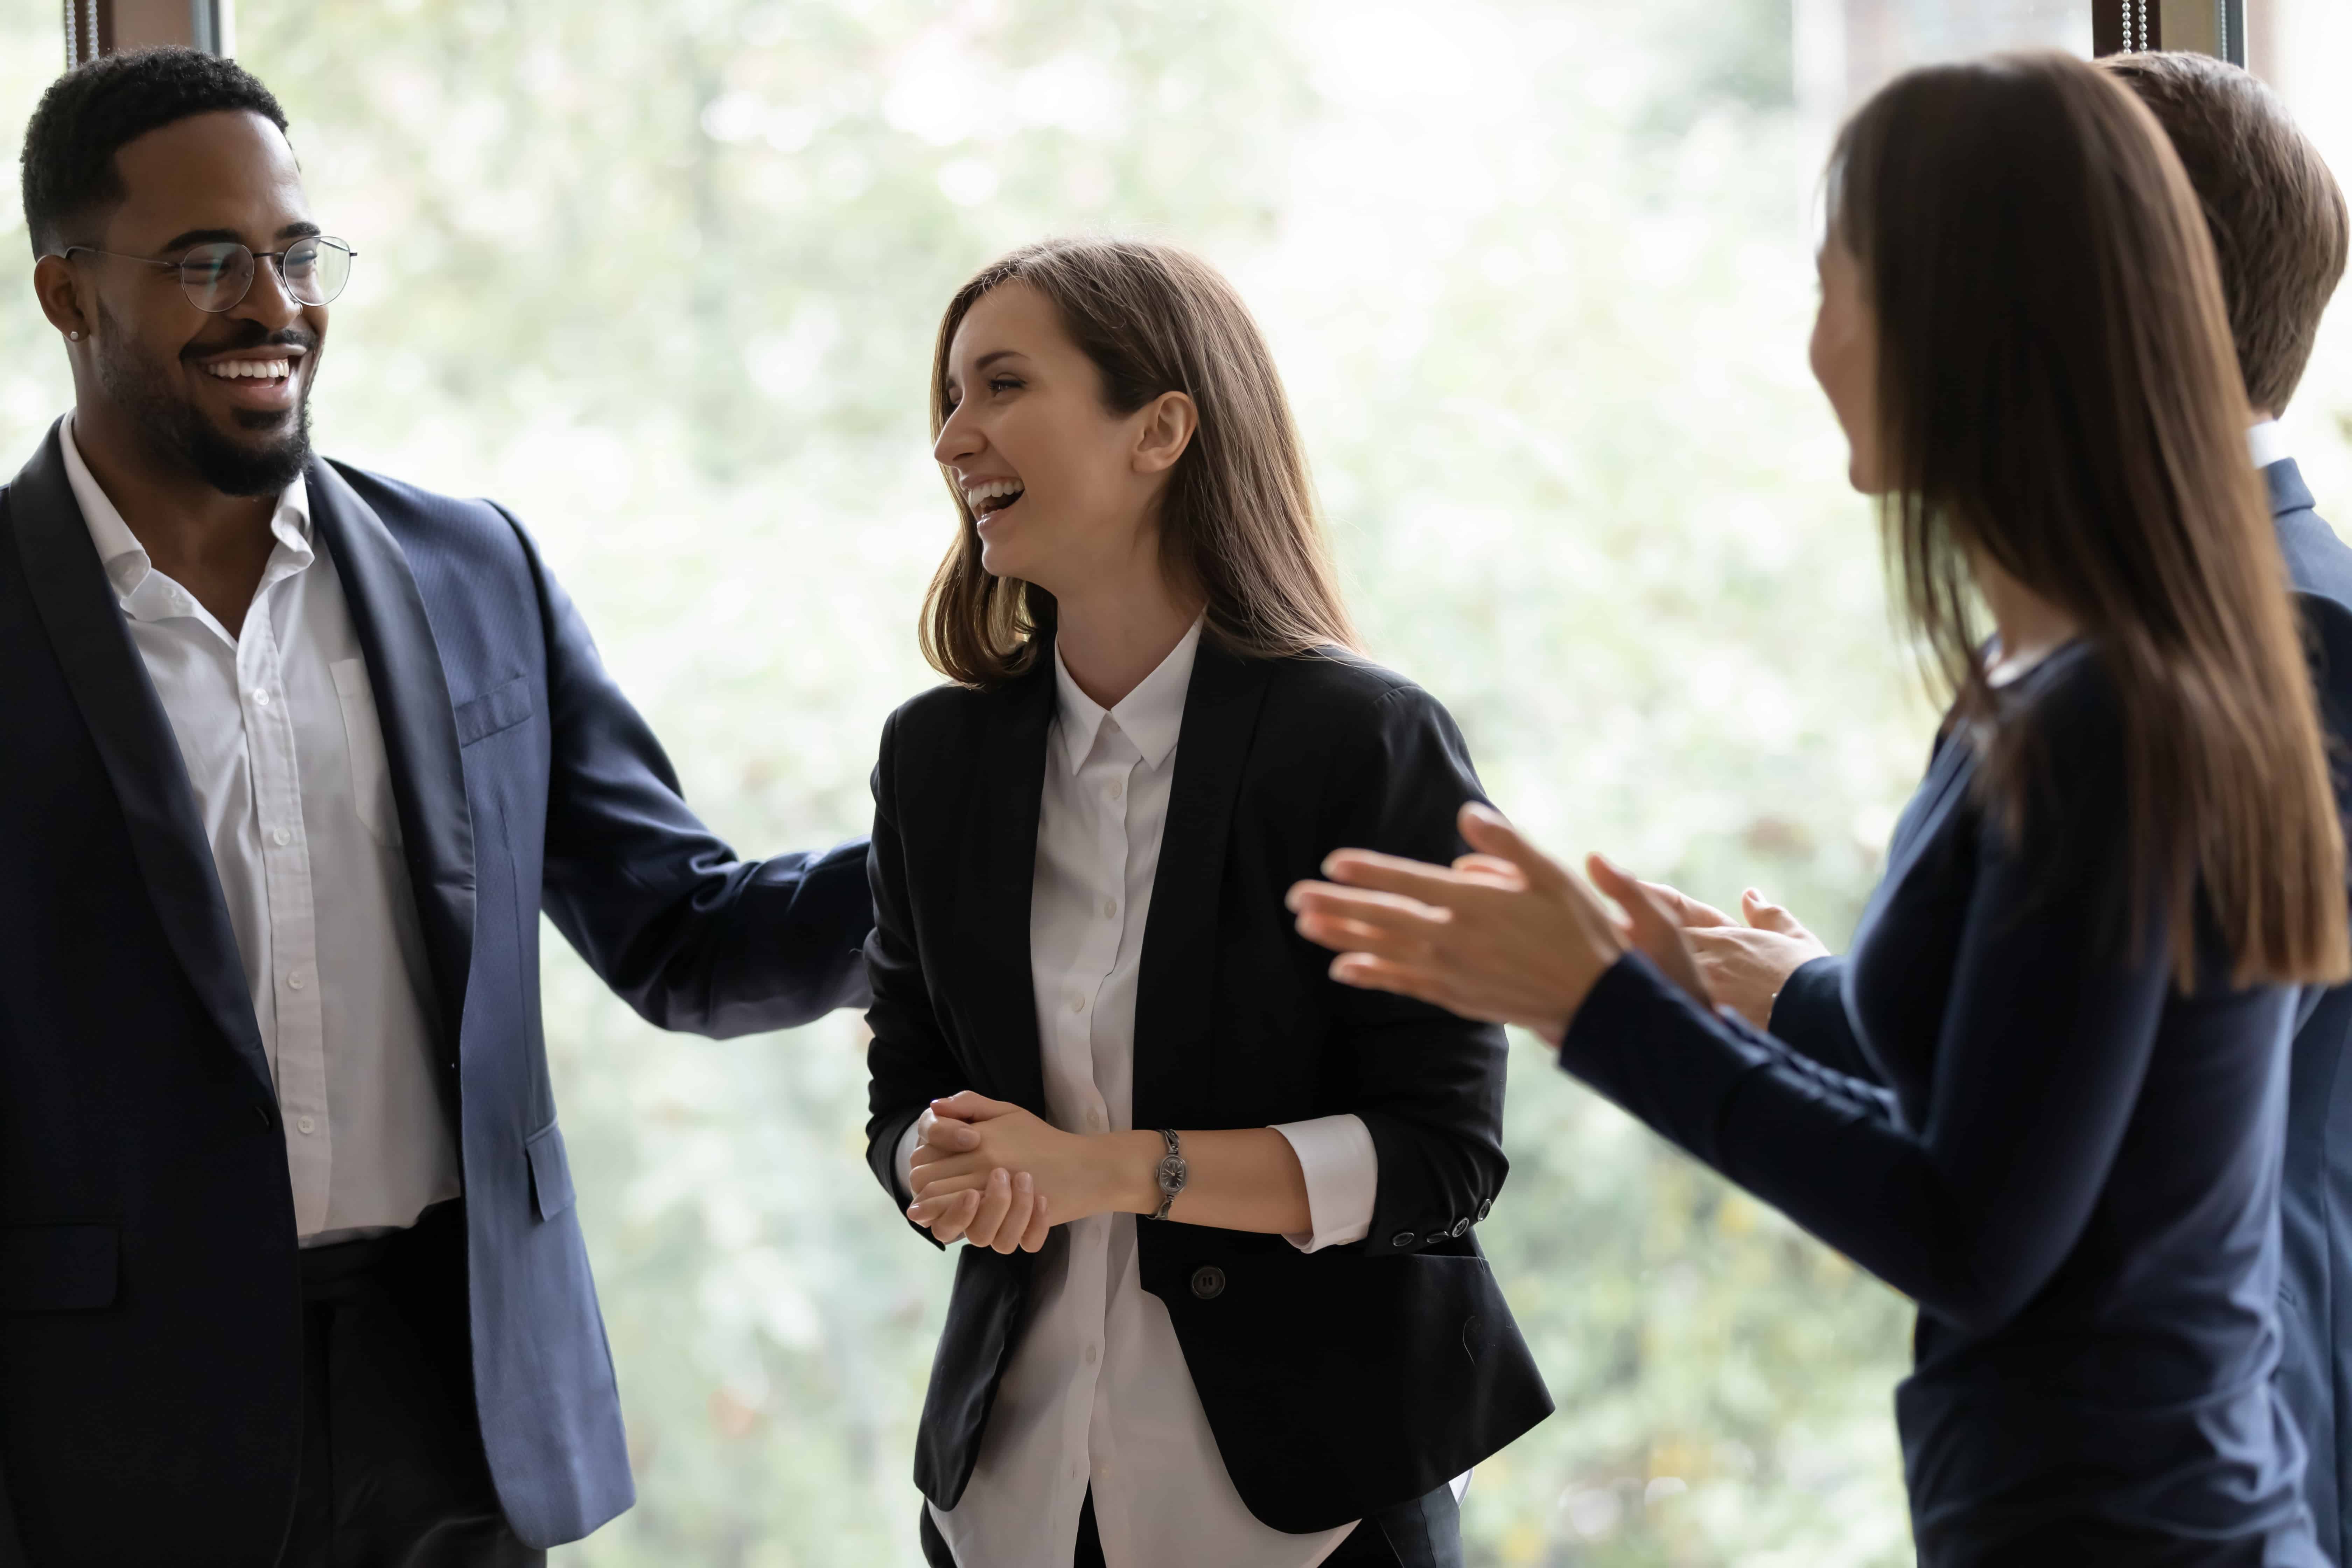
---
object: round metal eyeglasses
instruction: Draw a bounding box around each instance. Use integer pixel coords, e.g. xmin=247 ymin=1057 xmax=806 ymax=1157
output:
xmin=61 ymin=236 xmax=357 ymax=312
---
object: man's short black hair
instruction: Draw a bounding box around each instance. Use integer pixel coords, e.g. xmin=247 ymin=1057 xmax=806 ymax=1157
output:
xmin=19 ymin=47 xmax=289 ymax=260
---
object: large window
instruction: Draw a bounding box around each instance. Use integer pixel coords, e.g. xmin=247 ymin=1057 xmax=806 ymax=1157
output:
xmin=5 ymin=3 xmax=2348 ymax=1562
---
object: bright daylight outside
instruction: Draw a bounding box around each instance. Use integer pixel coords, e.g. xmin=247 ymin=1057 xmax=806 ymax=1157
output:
xmin=8 ymin=1 xmax=2352 ymax=1564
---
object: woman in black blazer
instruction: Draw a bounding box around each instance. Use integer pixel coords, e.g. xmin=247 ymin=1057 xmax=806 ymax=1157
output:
xmin=864 ymin=238 xmax=1551 ymax=1568
xmin=1292 ymin=55 xmax=2350 ymax=1566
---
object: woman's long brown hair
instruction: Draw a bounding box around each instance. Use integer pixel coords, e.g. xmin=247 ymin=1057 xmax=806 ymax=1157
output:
xmin=920 ymin=237 xmax=1357 ymax=686
xmin=1830 ymin=52 xmax=2347 ymax=988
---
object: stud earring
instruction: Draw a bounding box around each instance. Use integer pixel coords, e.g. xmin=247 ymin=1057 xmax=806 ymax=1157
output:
xmin=67 ymin=330 xmax=81 ymax=341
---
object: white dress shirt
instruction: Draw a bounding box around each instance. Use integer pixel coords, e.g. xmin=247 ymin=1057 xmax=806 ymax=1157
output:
xmin=62 ymin=420 xmax=461 ymax=1245
xmin=920 ymin=620 xmax=1379 ymax=1567
xmin=2250 ymin=418 xmax=2291 ymax=470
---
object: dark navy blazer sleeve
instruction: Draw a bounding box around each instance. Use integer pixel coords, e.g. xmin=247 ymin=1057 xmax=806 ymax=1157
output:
xmin=1560 ymin=681 xmax=2170 ymax=1333
xmin=510 ymin=512 xmax=873 ymax=1036
xmin=1765 ymin=955 xmax=1877 ymax=1082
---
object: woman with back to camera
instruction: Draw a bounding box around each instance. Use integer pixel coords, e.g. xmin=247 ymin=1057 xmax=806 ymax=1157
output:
xmin=1289 ymin=53 xmax=2348 ymax=1565
xmin=862 ymin=237 xmax=1553 ymax=1568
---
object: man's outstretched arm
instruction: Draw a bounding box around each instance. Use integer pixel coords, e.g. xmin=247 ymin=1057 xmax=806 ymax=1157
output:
xmin=511 ymin=510 xmax=873 ymax=1036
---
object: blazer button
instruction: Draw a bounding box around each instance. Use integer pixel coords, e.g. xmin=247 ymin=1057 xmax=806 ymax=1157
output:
xmin=1190 ymin=1266 xmax=1226 ymax=1300
xmin=1391 ymin=1230 xmax=1416 ymax=1250
xmin=1451 ymin=1217 xmax=1472 ymax=1238
xmin=1476 ymin=1197 xmax=1493 ymax=1221
xmin=1424 ymin=1231 xmax=1450 ymax=1246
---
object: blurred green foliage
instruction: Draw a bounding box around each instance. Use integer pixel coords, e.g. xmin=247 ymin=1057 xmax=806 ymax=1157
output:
xmin=10 ymin=2 xmax=2332 ymax=1563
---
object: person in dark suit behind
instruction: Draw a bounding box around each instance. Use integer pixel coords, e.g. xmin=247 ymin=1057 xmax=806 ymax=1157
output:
xmin=1639 ymin=49 xmax=2352 ymax=1565
xmin=862 ymin=238 xmax=1552 ymax=1568
xmin=0 ymin=51 xmax=870 ymax=1566
xmin=1292 ymin=54 xmax=2350 ymax=1564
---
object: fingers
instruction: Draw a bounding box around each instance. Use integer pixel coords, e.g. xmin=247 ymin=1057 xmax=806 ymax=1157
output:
xmin=1456 ymin=803 xmax=1572 ymax=893
xmin=930 ymin=1090 xmax=1019 ymax=1123
xmin=986 ymin=1172 xmax=1037 ymax=1255
xmin=1312 ymin=849 xmax=1482 ymax=909
xmin=1021 ymin=1191 xmax=1051 ymax=1252
xmin=909 ymin=1186 xmax=982 ymax=1244
xmin=1588 ymin=855 xmax=1676 ymax=950
xmin=962 ymin=1168 xmax=1014 ymax=1249
xmin=1327 ymin=952 xmax=1500 ymax=1024
xmin=910 ymin=1157 xmax=989 ymax=1198
xmin=1450 ymin=852 xmax=1528 ymax=890
xmin=1643 ymin=879 xmax=1731 ymax=929
xmin=1742 ymin=888 xmax=1805 ymax=937
xmin=1289 ymin=882 xmax=1455 ymax=959
xmin=1590 ymin=853 xmax=1712 ymax=1008
xmin=913 ymin=1118 xmax=980 ymax=1160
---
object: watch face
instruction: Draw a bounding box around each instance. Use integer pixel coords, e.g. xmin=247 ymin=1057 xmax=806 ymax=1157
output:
xmin=1157 ymin=1154 xmax=1187 ymax=1191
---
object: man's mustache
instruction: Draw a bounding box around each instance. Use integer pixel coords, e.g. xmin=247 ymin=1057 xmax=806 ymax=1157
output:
xmin=179 ymin=325 xmax=319 ymax=362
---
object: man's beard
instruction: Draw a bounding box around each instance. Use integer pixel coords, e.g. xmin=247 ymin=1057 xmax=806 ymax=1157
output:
xmin=94 ymin=316 xmax=314 ymax=498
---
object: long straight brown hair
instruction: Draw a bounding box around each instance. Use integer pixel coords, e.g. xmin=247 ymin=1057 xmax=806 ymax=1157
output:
xmin=920 ymin=237 xmax=1357 ymax=686
xmin=1829 ymin=52 xmax=2347 ymax=987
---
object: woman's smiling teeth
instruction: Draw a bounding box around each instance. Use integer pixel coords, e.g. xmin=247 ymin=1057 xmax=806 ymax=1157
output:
xmin=964 ymin=477 xmax=1024 ymax=517
xmin=206 ymin=358 xmax=293 ymax=380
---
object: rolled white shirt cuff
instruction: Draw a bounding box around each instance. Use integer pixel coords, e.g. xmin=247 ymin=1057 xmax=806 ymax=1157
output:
xmin=1270 ymin=1113 xmax=1377 ymax=1252
xmin=894 ymin=1118 xmax=923 ymax=1206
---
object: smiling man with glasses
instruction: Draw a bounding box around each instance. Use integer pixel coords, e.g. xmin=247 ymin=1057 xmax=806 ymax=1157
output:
xmin=0 ymin=48 xmax=873 ymax=1568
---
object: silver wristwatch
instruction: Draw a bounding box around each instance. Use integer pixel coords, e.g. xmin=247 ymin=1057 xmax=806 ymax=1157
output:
xmin=1149 ymin=1128 xmax=1188 ymax=1220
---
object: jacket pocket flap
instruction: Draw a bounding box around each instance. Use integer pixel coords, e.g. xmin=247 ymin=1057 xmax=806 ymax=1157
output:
xmin=0 ymin=1223 xmax=120 ymax=1312
xmin=456 ymin=676 xmax=534 ymax=747
xmin=525 ymin=1122 xmax=576 ymax=1222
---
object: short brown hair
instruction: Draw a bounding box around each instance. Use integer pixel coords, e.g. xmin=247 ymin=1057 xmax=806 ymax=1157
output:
xmin=2099 ymin=51 xmax=2348 ymax=414
xmin=920 ymin=238 xmax=1357 ymax=687
xmin=1830 ymin=53 xmax=2347 ymax=987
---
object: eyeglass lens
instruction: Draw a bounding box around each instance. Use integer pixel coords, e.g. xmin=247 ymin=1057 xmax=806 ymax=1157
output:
xmin=178 ymin=237 xmax=355 ymax=312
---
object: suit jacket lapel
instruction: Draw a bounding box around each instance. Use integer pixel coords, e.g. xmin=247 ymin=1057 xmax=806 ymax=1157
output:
xmin=306 ymin=458 xmax=476 ymax=1057
xmin=8 ymin=420 xmax=272 ymax=1095
xmin=960 ymin=655 xmax=1055 ymax=1113
xmin=1134 ymin=642 xmax=1269 ymax=1125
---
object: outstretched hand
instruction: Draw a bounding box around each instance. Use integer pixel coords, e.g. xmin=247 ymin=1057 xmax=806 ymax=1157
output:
xmin=1643 ymin=881 xmax=1829 ymax=1030
xmin=1286 ymin=803 xmax=1709 ymax=1045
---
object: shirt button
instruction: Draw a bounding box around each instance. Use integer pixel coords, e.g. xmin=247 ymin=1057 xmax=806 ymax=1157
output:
xmin=272 ymin=827 xmax=292 ymax=846
xmin=1068 ymin=994 xmax=1085 ymax=1014
xmin=1086 ymin=1109 xmax=1104 ymax=1131
xmin=1068 ymin=1462 xmax=1081 ymax=1481
xmin=296 ymin=1115 xmax=315 ymax=1135
xmin=1106 ymin=779 xmax=1122 ymax=800
xmin=252 ymin=688 xmax=272 ymax=707
xmin=287 ymin=969 xmax=307 ymax=990
xmin=1102 ymin=898 xmax=1118 ymax=920
xmin=1084 ymin=1344 xmax=1099 ymax=1365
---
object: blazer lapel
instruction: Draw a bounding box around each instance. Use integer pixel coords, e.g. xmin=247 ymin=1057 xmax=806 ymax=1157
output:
xmin=8 ymin=420 xmax=272 ymax=1095
xmin=958 ymin=656 xmax=1056 ymax=1114
xmin=1133 ymin=642 xmax=1270 ymax=1125
xmin=305 ymin=459 xmax=476 ymax=1058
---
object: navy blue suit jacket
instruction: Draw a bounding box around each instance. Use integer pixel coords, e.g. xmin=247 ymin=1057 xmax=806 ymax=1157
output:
xmin=1772 ymin=456 xmax=2352 ymax=1563
xmin=0 ymin=422 xmax=870 ymax=1563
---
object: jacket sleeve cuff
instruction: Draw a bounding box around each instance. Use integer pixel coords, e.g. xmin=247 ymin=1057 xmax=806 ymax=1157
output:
xmin=1271 ymin=1114 xmax=1378 ymax=1252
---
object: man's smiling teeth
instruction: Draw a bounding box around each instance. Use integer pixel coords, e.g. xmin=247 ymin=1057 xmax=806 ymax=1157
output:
xmin=206 ymin=359 xmax=292 ymax=380
xmin=964 ymin=478 xmax=1023 ymax=512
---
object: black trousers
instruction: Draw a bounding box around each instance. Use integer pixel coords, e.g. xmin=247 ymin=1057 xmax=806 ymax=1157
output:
xmin=278 ymin=1202 xmax=541 ymax=1568
xmin=918 ymin=1482 xmax=1461 ymax=1567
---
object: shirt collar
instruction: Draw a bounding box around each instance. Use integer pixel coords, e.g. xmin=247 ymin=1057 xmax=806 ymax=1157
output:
xmin=59 ymin=414 xmax=314 ymax=611
xmin=2249 ymin=418 xmax=2291 ymax=470
xmin=1051 ymin=616 xmax=1205 ymax=774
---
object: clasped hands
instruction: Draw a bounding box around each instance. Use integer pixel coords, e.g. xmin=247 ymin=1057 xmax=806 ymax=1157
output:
xmin=904 ymin=1091 xmax=1157 ymax=1254
xmin=1284 ymin=801 xmax=1827 ymax=1039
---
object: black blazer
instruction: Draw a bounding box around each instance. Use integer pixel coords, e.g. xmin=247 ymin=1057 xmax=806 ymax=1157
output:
xmin=863 ymin=639 xmax=1553 ymax=1534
